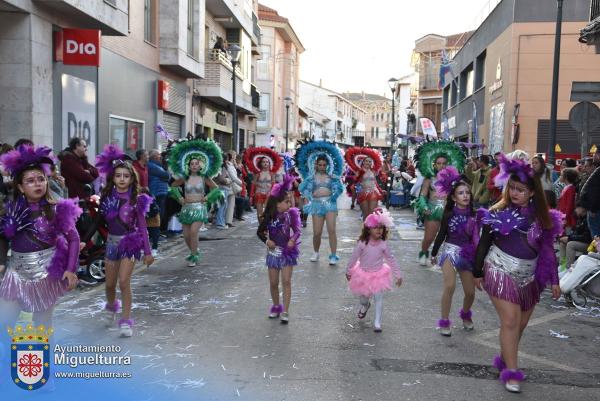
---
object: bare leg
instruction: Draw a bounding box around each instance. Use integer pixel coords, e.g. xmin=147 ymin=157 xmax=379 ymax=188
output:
xmin=312 ymin=215 xmax=325 ymax=252
xmin=118 ymin=258 xmax=136 ymax=320
xmin=440 ymin=259 xmax=456 ymax=319
xmin=188 ymin=221 xmax=201 ymax=254
xmin=104 ymin=260 xmax=119 ymax=306
xmin=325 ymin=212 xmax=337 ymax=254
xmin=367 ymin=199 xmax=379 ymax=217
xmin=421 ymin=220 xmax=440 ymax=253
xmin=0 ymin=299 xmax=22 ymax=331
xmin=490 ymin=296 xmax=522 ymax=384
xmin=359 ymin=201 xmax=369 ymax=220
xmin=256 ymin=203 xmax=264 ymax=221
xmin=518 ymin=307 xmax=535 ymax=342
xmin=182 ymin=224 xmax=191 ymax=249
xmin=458 ymin=270 xmax=475 ymax=313
xmin=268 ymin=268 xmax=280 ymax=306
xmin=281 ymin=266 xmax=293 ymax=313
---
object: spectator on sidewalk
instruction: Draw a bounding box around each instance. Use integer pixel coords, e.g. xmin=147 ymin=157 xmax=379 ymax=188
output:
xmin=214 ymin=157 xmax=233 ymax=229
xmin=148 ymin=149 xmax=170 ymax=230
xmin=487 ymin=152 xmax=502 ymax=205
xmin=532 ymin=154 xmax=556 ymax=207
xmin=133 ymin=149 xmax=149 ymax=189
xmin=59 ymin=137 xmax=99 ymax=199
xmin=48 ymin=164 xmax=68 ymax=200
xmin=559 ymin=207 xmax=592 ymax=269
xmin=14 ymin=138 xmax=34 ymax=148
xmin=579 ymin=149 xmax=600 ymax=237
xmin=557 ymin=167 xmax=578 ymax=233
xmin=553 ymin=158 xmax=576 ymax=200
xmin=471 ymin=155 xmax=491 ymax=208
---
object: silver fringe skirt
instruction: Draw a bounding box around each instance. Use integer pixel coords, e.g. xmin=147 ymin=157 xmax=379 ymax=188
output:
xmin=483 ymin=245 xmax=540 ymax=311
xmin=438 ymin=242 xmax=472 ymax=272
xmin=0 ymin=247 xmax=67 ymax=313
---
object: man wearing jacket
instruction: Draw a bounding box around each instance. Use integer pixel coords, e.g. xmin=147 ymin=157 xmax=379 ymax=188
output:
xmin=148 ymin=149 xmax=170 ymax=229
xmin=59 ymin=137 xmax=98 ymax=199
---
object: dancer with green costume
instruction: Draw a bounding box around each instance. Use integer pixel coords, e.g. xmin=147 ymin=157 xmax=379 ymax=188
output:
xmin=414 ymin=140 xmax=466 ymax=266
xmin=167 ymin=139 xmax=224 ymax=267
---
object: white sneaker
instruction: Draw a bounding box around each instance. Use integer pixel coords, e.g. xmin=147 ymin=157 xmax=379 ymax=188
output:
xmin=463 ymin=320 xmax=474 ymax=331
xmin=119 ymin=321 xmax=133 ymax=337
xmin=438 ymin=326 xmax=451 ymax=336
xmin=418 ymin=253 xmax=428 ymax=266
xmin=309 ymin=252 xmax=319 ymax=262
xmin=328 ymin=254 xmax=339 ymax=265
xmin=151 ymin=249 xmax=159 ymax=257
xmin=280 ymin=312 xmax=289 ymax=324
xmin=199 ymin=226 xmax=208 ymax=232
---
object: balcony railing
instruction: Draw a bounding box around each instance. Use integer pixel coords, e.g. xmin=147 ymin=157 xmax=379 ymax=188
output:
xmin=252 ymin=12 xmax=261 ymax=46
xmin=251 ymin=84 xmax=260 ymax=109
xmin=207 ymin=49 xmax=242 ymax=76
xmin=592 ymin=0 xmax=600 ymax=21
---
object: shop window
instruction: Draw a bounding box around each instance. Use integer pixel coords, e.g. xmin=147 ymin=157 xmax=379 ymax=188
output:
xmin=109 ymin=116 xmax=145 ymax=156
xmin=475 ymin=50 xmax=486 ymax=90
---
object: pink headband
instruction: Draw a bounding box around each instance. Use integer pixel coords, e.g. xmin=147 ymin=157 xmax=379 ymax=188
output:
xmin=364 ymin=208 xmax=394 ymax=228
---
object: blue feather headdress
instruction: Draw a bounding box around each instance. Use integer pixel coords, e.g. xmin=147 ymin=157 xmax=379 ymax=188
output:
xmin=294 ymin=140 xmax=344 ymax=179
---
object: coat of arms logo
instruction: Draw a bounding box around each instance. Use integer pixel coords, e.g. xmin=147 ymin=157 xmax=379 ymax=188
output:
xmin=8 ymin=324 xmax=53 ymax=391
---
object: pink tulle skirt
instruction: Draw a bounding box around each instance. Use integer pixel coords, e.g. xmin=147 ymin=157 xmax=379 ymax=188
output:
xmin=348 ymin=263 xmax=393 ymax=297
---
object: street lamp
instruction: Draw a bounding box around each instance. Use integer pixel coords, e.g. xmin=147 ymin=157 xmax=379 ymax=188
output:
xmin=229 ymin=44 xmax=241 ymax=152
xmin=548 ymin=0 xmax=564 ymax=165
xmin=388 ymin=77 xmax=399 ymax=149
xmin=284 ymin=96 xmax=292 ymax=152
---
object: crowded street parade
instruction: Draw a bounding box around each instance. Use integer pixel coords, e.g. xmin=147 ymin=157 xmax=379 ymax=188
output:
xmin=1 ymin=0 xmax=600 ymax=400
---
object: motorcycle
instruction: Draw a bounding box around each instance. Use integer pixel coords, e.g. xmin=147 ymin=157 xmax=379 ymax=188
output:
xmin=559 ymin=252 xmax=600 ymax=307
xmin=77 ymin=188 xmax=107 ymax=283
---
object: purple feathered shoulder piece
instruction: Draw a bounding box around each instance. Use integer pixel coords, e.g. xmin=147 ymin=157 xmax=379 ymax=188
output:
xmin=271 ymin=174 xmax=295 ymax=198
xmin=0 ymin=145 xmax=55 ymax=177
xmin=434 ymin=166 xmax=462 ymax=197
xmin=95 ymin=144 xmax=131 ymax=177
xmin=136 ymin=193 xmax=153 ymax=215
xmin=478 ymin=207 xmax=528 ymax=235
xmin=494 ymin=153 xmax=534 ymax=188
xmin=53 ymin=198 xmax=83 ymax=233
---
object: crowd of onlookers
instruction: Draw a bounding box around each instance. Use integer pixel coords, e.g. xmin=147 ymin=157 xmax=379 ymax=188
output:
xmin=2 ymin=138 xmax=600 ymax=281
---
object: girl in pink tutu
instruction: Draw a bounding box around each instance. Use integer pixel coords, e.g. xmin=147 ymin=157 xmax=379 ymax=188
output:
xmin=346 ymin=208 xmax=402 ymax=332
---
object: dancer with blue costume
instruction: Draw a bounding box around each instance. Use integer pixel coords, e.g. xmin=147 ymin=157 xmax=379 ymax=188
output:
xmin=167 ymin=139 xmax=224 ymax=267
xmin=413 ymin=140 xmax=466 ymax=266
xmin=430 ymin=166 xmax=479 ymax=336
xmin=296 ymin=140 xmax=344 ymax=265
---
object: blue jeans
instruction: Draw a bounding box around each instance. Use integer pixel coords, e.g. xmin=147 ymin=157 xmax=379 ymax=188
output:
xmin=587 ymin=211 xmax=600 ymax=238
xmin=215 ymin=188 xmax=230 ymax=226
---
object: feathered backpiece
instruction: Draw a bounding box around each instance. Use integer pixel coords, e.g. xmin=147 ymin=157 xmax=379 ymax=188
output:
xmin=280 ymin=152 xmax=296 ymax=172
xmin=0 ymin=144 xmax=55 ymax=177
xmin=434 ymin=166 xmax=463 ymax=197
xmin=494 ymin=153 xmax=534 ymax=188
xmin=344 ymin=147 xmax=382 ymax=173
xmin=95 ymin=144 xmax=132 ymax=177
xmin=415 ymin=139 xmax=465 ymax=179
xmin=167 ymin=139 xmax=223 ymax=179
xmin=271 ymin=174 xmax=295 ymax=198
xmin=243 ymin=147 xmax=282 ymax=174
xmin=364 ymin=207 xmax=394 ymax=229
xmin=295 ymin=139 xmax=344 ymax=179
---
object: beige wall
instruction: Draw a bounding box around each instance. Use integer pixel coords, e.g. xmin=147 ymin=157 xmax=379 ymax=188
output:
xmin=482 ymin=21 xmax=600 ymax=156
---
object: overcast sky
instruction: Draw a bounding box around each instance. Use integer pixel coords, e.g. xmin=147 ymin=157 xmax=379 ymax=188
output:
xmin=259 ymin=0 xmax=498 ymax=97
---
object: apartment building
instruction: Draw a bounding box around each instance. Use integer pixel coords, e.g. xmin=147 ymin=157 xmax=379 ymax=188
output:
xmin=255 ymin=3 xmax=304 ymax=151
xmin=299 ymin=80 xmax=366 ymax=148
xmin=193 ymin=0 xmax=261 ymax=151
xmin=442 ymin=0 xmax=600 ymax=157
xmin=411 ymin=31 xmax=472 ymax=135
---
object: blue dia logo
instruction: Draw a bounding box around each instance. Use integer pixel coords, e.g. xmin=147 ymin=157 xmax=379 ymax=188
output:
xmin=8 ymin=324 xmax=53 ymax=391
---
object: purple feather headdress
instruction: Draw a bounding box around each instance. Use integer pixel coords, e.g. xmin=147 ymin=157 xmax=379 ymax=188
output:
xmin=270 ymin=174 xmax=295 ymax=198
xmin=0 ymin=145 xmax=55 ymax=177
xmin=494 ymin=153 xmax=534 ymax=188
xmin=95 ymin=144 xmax=132 ymax=177
xmin=434 ymin=166 xmax=462 ymax=197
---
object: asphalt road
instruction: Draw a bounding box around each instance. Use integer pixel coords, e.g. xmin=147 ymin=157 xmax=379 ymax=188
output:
xmin=3 ymin=203 xmax=600 ymax=401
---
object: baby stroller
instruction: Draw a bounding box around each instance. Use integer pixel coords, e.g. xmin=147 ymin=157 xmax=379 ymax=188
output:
xmin=77 ymin=189 xmax=108 ymax=283
xmin=559 ymin=252 xmax=600 ymax=307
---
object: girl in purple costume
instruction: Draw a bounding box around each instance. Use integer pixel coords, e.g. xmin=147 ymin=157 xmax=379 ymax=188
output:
xmin=257 ymin=175 xmax=301 ymax=324
xmin=431 ymin=167 xmax=479 ymax=336
xmin=473 ymin=154 xmax=562 ymax=393
xmin=0 ymin=145 xmax=81 ymax=329
xmin=85 ymin=145 xmax=154 ymax=338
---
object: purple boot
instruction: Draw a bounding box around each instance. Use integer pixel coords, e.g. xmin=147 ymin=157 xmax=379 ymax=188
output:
xmin=268 ymin=304 xmax=283 ymax=319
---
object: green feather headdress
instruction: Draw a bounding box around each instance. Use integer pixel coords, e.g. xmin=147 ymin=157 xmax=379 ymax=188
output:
xmin=167 ymin=139 xmax=223 ymax=179
xmin=414 ymin=139 xmax=466 ymax=179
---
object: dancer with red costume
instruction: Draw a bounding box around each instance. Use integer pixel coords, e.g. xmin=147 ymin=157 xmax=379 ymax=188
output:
xmin=474 ymin=154 xmax=562 ymax=393
xmin=345 ymin=147 xmax=384 ymax=220
xmin=245 ymin=147 xmax=282 ymax=221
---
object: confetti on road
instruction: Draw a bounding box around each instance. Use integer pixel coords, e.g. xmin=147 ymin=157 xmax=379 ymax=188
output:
xmin=363 ymin=343 xmax=375 ymax=347
xmin=549 ymin=329 xmax=569 ymax=339
xmin=236 ymin=388 xmax=241 ymax=397
xmin=221 ymin=364 xmax=227 ymax=371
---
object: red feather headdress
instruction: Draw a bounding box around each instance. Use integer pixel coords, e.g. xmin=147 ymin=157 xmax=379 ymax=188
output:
xmin=243 ymin=147 xmax=283 ymax=174
xmin=344 ymin=147 xmax=382 ymax=173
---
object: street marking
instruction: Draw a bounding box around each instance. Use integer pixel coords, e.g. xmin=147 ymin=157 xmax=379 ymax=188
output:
xmin=476 ymin=310 xmax=571 ymax=339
